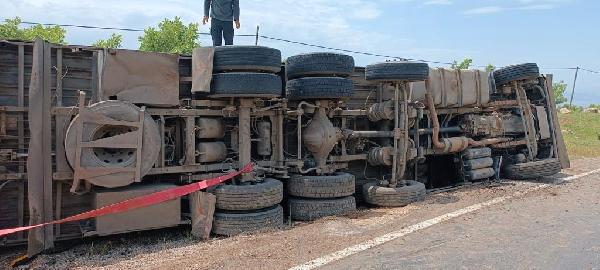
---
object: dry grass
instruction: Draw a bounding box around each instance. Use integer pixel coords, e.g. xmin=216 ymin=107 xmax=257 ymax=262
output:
xmin=559 ymin=111 xmax=600 ymax=158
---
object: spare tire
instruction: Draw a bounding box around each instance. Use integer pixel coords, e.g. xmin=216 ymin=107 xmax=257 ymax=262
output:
xmin=363 ymin=180 xmax=426 ymax=207
xmin=212 ymin=205 xmax=283 ymax=236
xmin=64 ymin=101 xmax=160 ymax=188
xmin=214 ymin=178 xmax=283 ymax=211
xmin=213 ymin=46 xmax=282 ymax=73
xmin=289 ymin=196 xmax=356 ymax=221
xmin=287 ymin=173 xmax=355 ymax=199
xmin=365 ymin=62 xmax=429 ymax=82
xmin=210 ymin=72 xmax=282 ymax=98
xmin=493 ymin=63 xmax=540 ymax=86
xmin=503 ymin=158 xmax=561 ymax=180
xmin=286 ymin=52 xmax=355 ymax=79
xmin=286 ymin=77 xmax=353 ymax=100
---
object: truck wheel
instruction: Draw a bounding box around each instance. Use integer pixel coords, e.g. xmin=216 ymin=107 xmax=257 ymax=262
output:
xmin=503 ymin=158 xmax=561 ymax=180
xmin=363 ymin=180 xmax=426 ymax=207
xmin=214 ymin=178 xmax=283 ymax=211
xmin=286 ymin=52 xmax=355 ymax=79
xmin=213 ymin=46 xmax=281 ymax=73
xmin=64 ymin=101 xmax=160 ymax=188
xmin=288 ymin=173 xmax=355 ymax=199
xmin=365 ymin=62 xmax=429 ymax=82
xmin=210 ymin=72 xmax=282 ymax=98
xmin=289 ymin=196 xmax=356 ymax=221
xmin=493 ymin=63 xmax=539 ymax=86
xmin=212 ymin=205 xmax=283 ymax=236
xmin=286 ymin=77 xmax=353 ymax=100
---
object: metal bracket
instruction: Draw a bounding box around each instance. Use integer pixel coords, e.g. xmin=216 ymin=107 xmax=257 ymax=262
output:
xmin=70 ymin=91 xmax=146 ymax=193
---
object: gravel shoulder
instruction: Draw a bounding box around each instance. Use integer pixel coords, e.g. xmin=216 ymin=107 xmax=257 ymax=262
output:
xmin=4 ymin=158 xmax=600 ymax=270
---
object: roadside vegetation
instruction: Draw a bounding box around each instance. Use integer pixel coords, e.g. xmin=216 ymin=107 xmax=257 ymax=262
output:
xmin=559 ymin=112 xmax=600 ymax=159
xmin=0 ymin=16 xmax=199 ymax=53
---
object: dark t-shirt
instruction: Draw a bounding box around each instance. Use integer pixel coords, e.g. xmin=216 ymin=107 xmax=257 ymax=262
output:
xmin=204 ymin=0 xmax=240 ymax=21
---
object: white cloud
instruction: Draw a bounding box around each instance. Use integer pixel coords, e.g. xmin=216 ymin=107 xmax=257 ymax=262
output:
xmin=462 ymin=0 xmax=572 ymax=15
xmin=462 ymin=6 xmax=506 ymax=15
xmin=518 ymin=4 xmax=555 ymax=10
xmin=423 ymin=0 xmax=453 ymax=6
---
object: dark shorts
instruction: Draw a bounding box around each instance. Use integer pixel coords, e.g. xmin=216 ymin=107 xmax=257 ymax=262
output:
xmin=210 ymin=18 xmax=234 ymax=46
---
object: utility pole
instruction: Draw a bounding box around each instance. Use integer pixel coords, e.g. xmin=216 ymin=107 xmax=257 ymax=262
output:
xmin=255 ymin=25 xmax=260 ymax=45
xmin=569 ymin=66 xmax=580 ymax=107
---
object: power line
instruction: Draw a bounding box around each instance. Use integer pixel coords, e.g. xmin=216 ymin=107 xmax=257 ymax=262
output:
xmin=19 ymin=20 xmax=258 ymax=37
xmin=7 ymin=19 xmax=600 ymax=73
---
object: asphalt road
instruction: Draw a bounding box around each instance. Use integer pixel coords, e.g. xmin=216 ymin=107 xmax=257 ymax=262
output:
xmin=324 ymin=172 xmax=600 ymax=270
xmin=12 ymin=158 xmax=600 ymax=270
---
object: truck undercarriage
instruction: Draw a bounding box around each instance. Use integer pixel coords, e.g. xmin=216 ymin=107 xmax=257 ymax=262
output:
xmin=0 ymin=40 xmax=569 ymax=255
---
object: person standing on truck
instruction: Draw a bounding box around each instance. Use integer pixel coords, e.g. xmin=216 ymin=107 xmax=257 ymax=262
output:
xmin=203 ymin=0 xmax=240 ymax=46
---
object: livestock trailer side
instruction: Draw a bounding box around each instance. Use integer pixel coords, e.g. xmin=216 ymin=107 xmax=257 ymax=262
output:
xmin=0 ymin=40 xmax=569 ymax=256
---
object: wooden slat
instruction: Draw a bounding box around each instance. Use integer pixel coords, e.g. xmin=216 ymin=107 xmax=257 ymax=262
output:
xmin=17 ymin=44 xmax=25 ymax=240
xmin=545 ymin=74 xmax=570 ymax=168
xmin=42 ymin=41 xmax=54 ymax=247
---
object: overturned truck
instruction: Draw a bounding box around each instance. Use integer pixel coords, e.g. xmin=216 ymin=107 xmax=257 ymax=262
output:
xmin=0 ymin=40 xmax=569 ymax=254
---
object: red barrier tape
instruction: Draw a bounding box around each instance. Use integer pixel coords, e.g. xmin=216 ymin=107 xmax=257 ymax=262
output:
xmin=0 ymin=163 xmax=253 ymax=237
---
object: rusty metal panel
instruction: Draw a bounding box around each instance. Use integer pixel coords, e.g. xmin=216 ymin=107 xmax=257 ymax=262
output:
xmin=99 ymin=49 xmax=179 ymax=106
xmin=191 ymin=47 xmax=214 ymax=93
xmin=412 ymin=68 xmax=491 ymax=108
xmin=535 ymin=106 xmax=551 ymax=140
xmin=26 ymin=39 xmax=54 ymax=255
xmin=93 ymin=184 xmax=181 ymax=236
xmin=545 ymin=75 xmax=570 ymax=168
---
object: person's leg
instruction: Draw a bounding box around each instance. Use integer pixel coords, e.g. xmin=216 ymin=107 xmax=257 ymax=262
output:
xmin=210 ymin=18 xmax=223 ymax=46
xmin=222 ymin=21 xmax=234 ymax=45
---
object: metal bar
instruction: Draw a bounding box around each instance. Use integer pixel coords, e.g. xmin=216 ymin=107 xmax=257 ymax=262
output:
xmin=159 ymin=115 xmax=166 ymax=167
xmin=91 ymin=51 xmax=99 ymax=102
xmin=255 ymin=25 xmax=260 ymax=45
xmin=297 ymin=113 xmax=302 ymax=159
xmin=72 ymin=92 xmax=86 ymax=193
xmin=390 ymin=83 xmax=399 ymax=187
xmin=349 ymin=130 xmax=394 ymax=138
xmin=54 ymin=182 xmax=62 ymax=237
xmin=79 ymin=142 xmax=139 ymax=148
xmin=56 ymin=48 xmax=63 ymax=106
xmin=185 ymin=116 xmax=196 ymax=165
xmin=134 ymin=107 xmax=145 ymax=182
xmin=568 ymin=67 xmax=579 ymax=107
xmin=239 ymin=99 xmax=253 ymax=181
xmin=148 ymin=162 xmax=235 ymax=175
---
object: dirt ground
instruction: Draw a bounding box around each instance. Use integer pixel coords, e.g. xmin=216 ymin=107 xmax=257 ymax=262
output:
xmin=2 ymin=158 xmax=600 ymax=270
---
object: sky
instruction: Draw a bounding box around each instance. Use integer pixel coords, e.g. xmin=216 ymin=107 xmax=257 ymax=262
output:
xmin=2 ymin=0 xmax=599 ymax=105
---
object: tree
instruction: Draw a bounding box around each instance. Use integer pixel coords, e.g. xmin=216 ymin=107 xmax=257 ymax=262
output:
xmin=485 ymin=64 xmax=495 ymax=72
xmin=553 ymin=80 xmax=568 ymax=105
xmin=138 ymin=17 xmax=200 ymax=54
xmin=0 ymin=17 xmax=66 ymax=44
xmin=451 ymin=58 xmax=473 ymax=70
xmin=93 ymin=33 xmax=123 ymax=48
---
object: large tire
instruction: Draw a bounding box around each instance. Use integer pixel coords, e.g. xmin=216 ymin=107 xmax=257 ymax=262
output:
xmin=210 ymin=72 xmax=282 ymax=98
xmin=213 ymin=46 xmax=281 ymax=73
xmin=503 ymin=158 xmax=561 ymax=180
xmin=289 ymin=196 xmax=356 ymax=221
xmin=363 ymin=180 xmax=426 ymax=207
xmin=286 ymin=77 xmax=353 ymax=100
xmin=214 ymin=178 xmax=283 ymax=211
xmin=365 ymin=62 xmax=429 ymax=82
xmin=212 ymin=205 xmax=283 ymax=236
xmin=493 ymin=63 xmax=540 ymax=86
xmin=288 ymin=173 xmax=355 ymax=199
xmin=65 ymin=101 xmax=160 ymax=188
xmin=286 ymin=52 xmax=355 ymax=79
